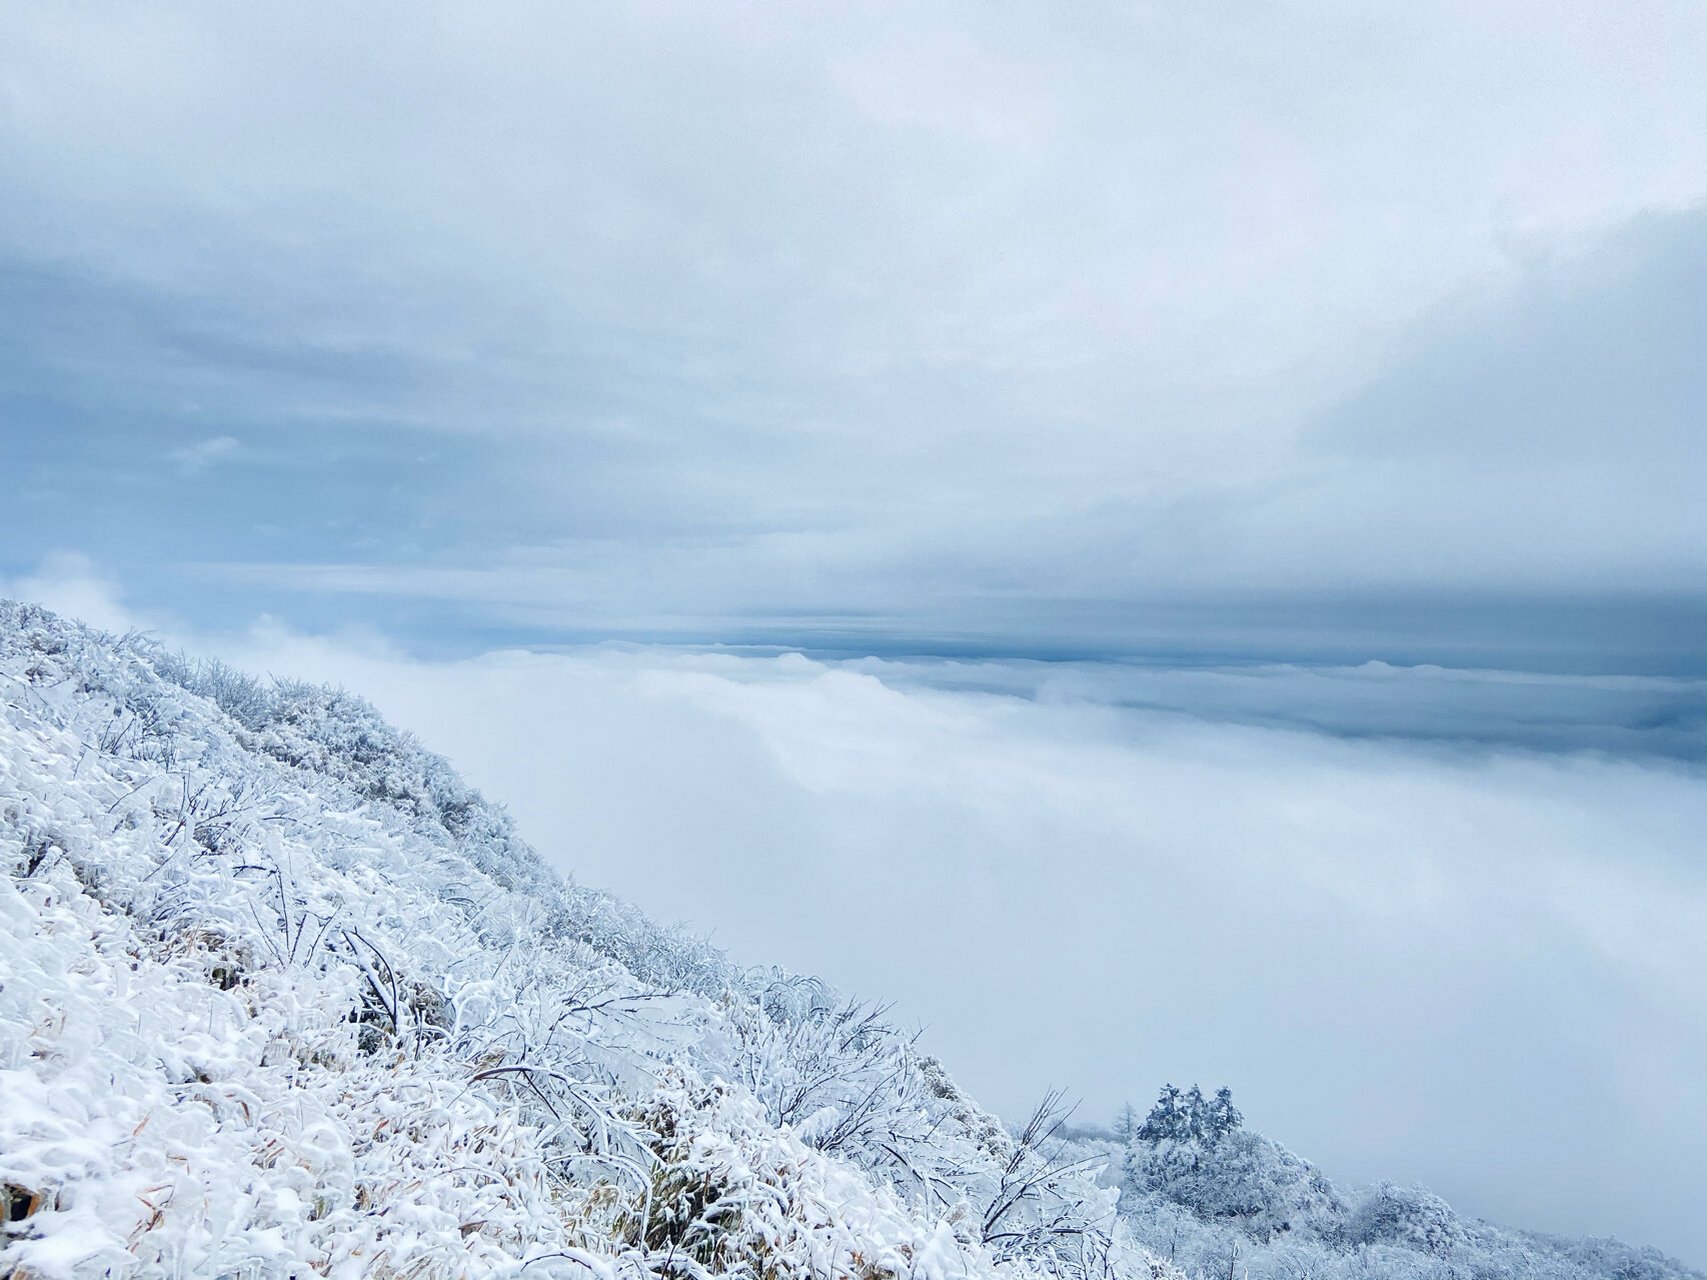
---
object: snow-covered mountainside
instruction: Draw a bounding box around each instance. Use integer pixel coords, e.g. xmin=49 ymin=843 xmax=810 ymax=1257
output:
xmin=0 ymin=602 xmax=1696 ymax=1280
xmin=1074 ymin=1087 xmax=1699 ymax=1280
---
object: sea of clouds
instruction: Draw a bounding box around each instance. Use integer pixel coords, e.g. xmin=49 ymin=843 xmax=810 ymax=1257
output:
xmin=8 ymin=558 xmax=1706 ymax=1265
xmin=212 ymin=631 xmax=1707 ymax=1259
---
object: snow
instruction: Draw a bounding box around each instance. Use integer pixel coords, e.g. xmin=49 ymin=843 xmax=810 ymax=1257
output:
xmin=0 ymin=604 xmax=1140 ymax=1279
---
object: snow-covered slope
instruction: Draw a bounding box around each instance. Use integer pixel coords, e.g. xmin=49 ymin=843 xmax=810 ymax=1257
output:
xmin=0 ymin=604 xmax=1142 ymax=1280
xmin=0 ymin=603 xmax=1697 ymax=1280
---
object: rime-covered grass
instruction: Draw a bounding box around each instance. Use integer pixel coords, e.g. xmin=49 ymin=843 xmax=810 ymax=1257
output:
xmin=0 ymin=604 xmax=1147 ymax=1280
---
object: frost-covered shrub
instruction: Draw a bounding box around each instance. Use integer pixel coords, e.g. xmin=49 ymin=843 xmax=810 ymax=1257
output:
xmin=728 ymin=992 xmax=926 ymax=1150
xmin=185 ymin=657 xmax=275 ymax=730
xmin=1122 ymin=1089 xmax=1344 ymax=1244
xmin=1547 ymin=1235 xmax=1698 ymax=1280
xmin=1103 ymin=1067 xmax=1705 ymax=1280
xmin=623 ymin=1077 xmax=1010 ymax=1280
xmin=1343 ymin=1184 xmax=1463 ymax=1257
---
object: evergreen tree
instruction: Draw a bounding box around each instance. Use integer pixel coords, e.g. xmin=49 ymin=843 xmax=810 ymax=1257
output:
xmin=1136 ymin=1083 xmax=1185 ymax=1142
xmin=1209 ymin=1086 xmax=1243 ymax=1140
xmin=1182 ymin=1085 xmax=1207 ymax=1142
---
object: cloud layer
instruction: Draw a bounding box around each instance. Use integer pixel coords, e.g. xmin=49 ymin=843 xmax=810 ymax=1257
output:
xmin=214 ymin=620 xmax=1707 ymax=1267
xmin=3 ymin=3 xmax=1704 ymax=654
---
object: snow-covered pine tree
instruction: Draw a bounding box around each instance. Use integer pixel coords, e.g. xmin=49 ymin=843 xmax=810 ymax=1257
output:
xmin=1208 ymin=1087 xmax=1242 ymax=1141
xmin=1136 ymin=1084 xmax=1186 ymax=1143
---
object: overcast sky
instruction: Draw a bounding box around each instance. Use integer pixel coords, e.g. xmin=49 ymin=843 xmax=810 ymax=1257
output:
xmin=3 ymin=1 xmax=1706 ymax=1266
xmin=3 ymin=1 xmax=1704 ymax=663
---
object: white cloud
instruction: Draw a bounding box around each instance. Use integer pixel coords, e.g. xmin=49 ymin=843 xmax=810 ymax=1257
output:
xmin=3 ymin=551 xmax=143 ymax=635
xmin=9 ymin=1 xmax=1694 ymax=400
xmin=169 ymin=434 xmax=239 ymax=475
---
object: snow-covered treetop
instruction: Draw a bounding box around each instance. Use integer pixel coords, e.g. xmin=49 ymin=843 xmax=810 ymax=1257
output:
xmin=1131 ymin=1086 xmax=1242 ymax=1147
